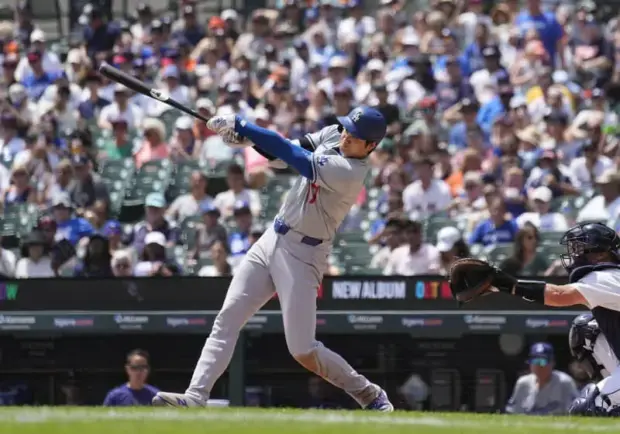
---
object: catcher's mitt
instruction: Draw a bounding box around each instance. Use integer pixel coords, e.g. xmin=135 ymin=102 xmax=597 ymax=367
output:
xmin=449 ymin=258 xmax=498 ymax=303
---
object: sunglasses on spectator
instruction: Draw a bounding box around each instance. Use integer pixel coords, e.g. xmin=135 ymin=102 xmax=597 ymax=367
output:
xmin=530 ymin=358 xmax=549 ymax=367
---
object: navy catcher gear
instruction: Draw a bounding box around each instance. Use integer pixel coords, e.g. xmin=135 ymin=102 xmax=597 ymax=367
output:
xmin=569 ymin=313 xmax=604 ymax=379
xmin=569 ymin=383 xmax=605 ymax=416
xmin=560 ymin=222 xmax=620 ymax=273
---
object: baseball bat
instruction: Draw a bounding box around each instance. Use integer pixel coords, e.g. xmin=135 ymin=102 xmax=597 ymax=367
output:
xmin=98 ymin=62 xmax=210 ymax=123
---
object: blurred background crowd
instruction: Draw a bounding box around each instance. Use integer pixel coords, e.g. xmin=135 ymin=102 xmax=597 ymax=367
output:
xmin=0 ymin=0 xmax=619 ymax=279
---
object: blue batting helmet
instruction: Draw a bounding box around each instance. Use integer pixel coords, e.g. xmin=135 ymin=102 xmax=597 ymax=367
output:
xmin=337 ymin=107 xmax=387 ymax=143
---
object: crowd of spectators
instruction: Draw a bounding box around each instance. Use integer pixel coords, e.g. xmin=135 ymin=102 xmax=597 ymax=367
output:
xmin=0 ymin=0 xmax=619 ymax=279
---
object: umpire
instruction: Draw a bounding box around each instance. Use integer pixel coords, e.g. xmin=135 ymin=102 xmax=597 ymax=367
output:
xmin=506 ymin=342 xmax=578 ymax=415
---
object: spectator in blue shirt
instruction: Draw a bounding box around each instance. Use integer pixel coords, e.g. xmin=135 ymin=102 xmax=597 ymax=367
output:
xmin=433 ymin=29 xmax=471 ymax=80
xmin=477 ymin=83 xmax=513 ymax=134
xmin=52 ymin=193 xmax=94 ymax=246
xmin=449 ymin=98 xmax=484 ymax=150
xmin=435 ymin=56 xmax=475 ymax=112
xmin=515 ymin=0 xmax=564 ymax=67
xmin=130 ymin=193 xmax=179 ymax=255
xmin=463 ymin=22 xmax=492 ymax=73
xmin=172 ymin=4 xmax=206 ymax=47
xmin=469 ymin=196 xmax=519 ymax=246
xmin=228 ymin=201 xmax=253 ymax=262
xmin=78 ymin=71 xmax=110 ymax=120
xmin=103 ymin=349 xmax=160 ymax=407
xmin=81 ymin=4 xmax=121 ymax=60
xmin=20 ymin=50 xmax=62 ymax=101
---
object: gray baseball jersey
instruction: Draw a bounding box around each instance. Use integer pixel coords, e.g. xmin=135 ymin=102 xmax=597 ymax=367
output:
xmin=506 ymin=371 xmax=578 ymax=415
xmin=277 ymin=125 xmax=369 ymax=241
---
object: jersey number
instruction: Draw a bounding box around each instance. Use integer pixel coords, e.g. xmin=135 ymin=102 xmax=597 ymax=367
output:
xmin=306 ymin=183 xmax=320 ymax=204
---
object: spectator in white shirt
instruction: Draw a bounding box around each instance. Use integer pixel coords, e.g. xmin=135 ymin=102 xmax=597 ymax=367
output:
xmin=317 ymin=56 xmax=356 ymax=102
xmin=145 ymin=65 xmax=191 ymax=117
xmin=402 ymin=156 xmax=452 ymax=221
xmin=15 ymin=231 xmax=54 ymax=278
xmin=14 ymin=29 xmax=62 ymax=82
xmin=577 ymin=169 xmax=620 ymax=228
xmin=337 ymin=0 xmax=376 ymax=45
xmin=166 ymin=171 xmax=214 ymax=223
xmin=98 ymin=84 xmax=144 ymax=131
xmin=384 ymin=220 xmax=440 ymax=276
xmin=198 ymin=240 xmax=233 ymax=277
xmin=0 ymin=114 xmax=26 ymax=161
xmin=213 ymin=163 xmax=261 ymax=218
xmin=369 ymin=218 xmax=405 ymax=270
xmin=517 ymin=186 xmax=568 ymax=231
xmin=568 ymin=139 xmax=614 ymax=193
xmin=0 ymin=236 xmax=17 ymax=279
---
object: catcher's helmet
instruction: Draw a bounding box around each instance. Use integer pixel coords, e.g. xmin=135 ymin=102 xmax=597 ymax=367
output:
xmin=560 ymin=222 xmax=620 ymax=272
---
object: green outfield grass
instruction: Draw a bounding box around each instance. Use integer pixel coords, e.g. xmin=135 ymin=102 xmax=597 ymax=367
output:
xmin=0 ymin=407 xmax=618 ymax=434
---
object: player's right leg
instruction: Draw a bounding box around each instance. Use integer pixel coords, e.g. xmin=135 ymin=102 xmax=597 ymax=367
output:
xmin=153 ymin=235 xmax=277 ymax=407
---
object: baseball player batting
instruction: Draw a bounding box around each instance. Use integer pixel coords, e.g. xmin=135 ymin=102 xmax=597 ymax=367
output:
xmin=449 ymin=222 xmax=620 ymax=415
xmin=153 ymin=107 xmax=394 ymax=411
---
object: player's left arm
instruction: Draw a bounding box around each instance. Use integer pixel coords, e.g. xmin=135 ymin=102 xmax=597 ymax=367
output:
xmin=235 ymin=118 xmax=314 ymax=179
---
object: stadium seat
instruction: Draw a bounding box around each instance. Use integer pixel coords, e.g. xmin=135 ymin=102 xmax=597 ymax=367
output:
xmin=424 ymin=217 xmax=458 ymax=244
xmin=120 ymin=160 xmax=173 ymax=222
xmin=180 ymin=216 xmax=202 ymax=250
xmin=334 ymin=231 xmax=366 ymax=246
xmin=539 ymin=231 xmax=564 ymax=245
xmin=482 ymin=244 xmax=514 ymax=264
xmin=167 ymin=160 xmax=203 ymax=200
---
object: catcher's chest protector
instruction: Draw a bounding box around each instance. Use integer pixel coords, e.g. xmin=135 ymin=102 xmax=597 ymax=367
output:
xmin=570 ymin=264 xmax=620 ymax=362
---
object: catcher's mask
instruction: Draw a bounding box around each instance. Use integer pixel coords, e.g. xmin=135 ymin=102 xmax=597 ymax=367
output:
xmin=560 ymin=222 xmax=620 ymax=272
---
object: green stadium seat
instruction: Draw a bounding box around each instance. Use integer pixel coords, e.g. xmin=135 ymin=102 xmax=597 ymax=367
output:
xmin=334 ymin=231 xmax=366 ymax=246
xmin=424 ymin=217 xmax=458 ymax=244
xmin=168 ymin=160 xmax=204 ymax=200
xmin=539 ymin=244 xmax=565 ymax=260
xmin=180 ymin=216 xmax=202 ymax=250
xmin=346 ymin=265 xmax=382 ymax=275
xmin=482 ymin=244 xmax=514 ymax=264
xmin=540 ymin=231 xmax=564 ymax=245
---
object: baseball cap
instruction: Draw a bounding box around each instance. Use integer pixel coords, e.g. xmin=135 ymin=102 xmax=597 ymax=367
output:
xmin=144 ymin=231 xmax=166 ymax=247
xmin=227 ymin=82 xmax=243 ymax=93
xmin=200 ymin=201 xmax=220 ymax=215
xmin=196 ymin=98 xmax=215 ymax=111
xmin=52 ymin=192 xmax=73 ymax=209
xmin=328 ymin=56 xmax=348 ymax=69
xmin=221 ymin=9 xmax=238 ymax=21
xmin=254 ymin=107 xmax=271 ymax=122
xmin=30 ymin=29 xmax=46 ymax=43
xmin=337 ymin=107 xmax=387 ymax=143
xmin=233 ymin=201 xmax=251 ymax=215
xmin=145 ymin=192 xmax=166 ymax=208
xmin=460 ymin=98 xmax=479 ymax=112
xmin=482 ymin=45 xmax=500 ymax=58
xmin=509 ymin=95 xmax=527 ymax=109
xmin=367 ymin=59 xmax=385 ymax=72
xmin=175 ymin=116 xmax=193 ymax=130
xmin=162 ymin=65 xmax=180 ymax=79
xmin=103 ymin=220 xmax=122 ymax=237
xmin=529 ymin=342 xmax=554 ymax=365
xmin=435 ymin=227 xmax=461 ymax=253
xmin=532 ymin=186 xmax=552 ymax=203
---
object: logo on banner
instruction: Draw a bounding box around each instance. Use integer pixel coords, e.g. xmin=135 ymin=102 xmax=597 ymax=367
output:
xmin=0 ymin=314 xmax=35 ymax=330
xmin=332 ymin=281 xmax=406 ymax=299
xmin=413 ymin=280 xmax=452 ymax=300
xmin=463 ymin=315 xmax=506 ymax=331
xmin=114 ymin=314 xmax=149 ymax=330
xmin=0 ymin=283 xmax=18 ymax=302
xmin=54 ymin=318 xmax=94 ymax=328
xmin=166 ymin=317 xmax=208 ymax=328
xmin=525 ymin=318 xmax=569 ymax=329
xmin=401 ymin=317 xmax=444 ymax=328
xmin=347 ymin=315 xmax=383 ymax=330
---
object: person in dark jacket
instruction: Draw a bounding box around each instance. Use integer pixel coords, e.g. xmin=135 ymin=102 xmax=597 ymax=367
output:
xmin=74 ymin=234 xmax=113 ymax=277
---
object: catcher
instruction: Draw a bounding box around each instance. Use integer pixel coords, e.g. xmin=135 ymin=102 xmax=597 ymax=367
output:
xmin=450 ymin=222 xmax=620 ymax=416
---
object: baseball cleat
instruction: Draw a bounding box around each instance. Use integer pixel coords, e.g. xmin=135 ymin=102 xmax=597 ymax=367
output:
xmin=206 ymin=115 xmax=236 ymax=133
xmin=152 ymin=392 xmax=207 ymax=407
xmin=365 ymin=389 xmax=394 ymax=412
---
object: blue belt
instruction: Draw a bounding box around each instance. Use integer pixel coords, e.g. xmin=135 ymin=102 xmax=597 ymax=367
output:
xmin=273 ymin=219 xmax=323 ymax=246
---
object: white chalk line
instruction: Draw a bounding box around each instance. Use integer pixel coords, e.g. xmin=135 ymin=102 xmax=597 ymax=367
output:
xmin=0 ymin=408 xmax=618 ymax=431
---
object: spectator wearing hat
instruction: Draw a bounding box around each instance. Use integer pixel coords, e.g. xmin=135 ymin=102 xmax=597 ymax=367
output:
xmin=500 ymin=222 xmax=551 ymax=276
xmin=525 ymin=148 xmax=576 ymax=197
xmin=232 ymin=10 xmax=271 ymax=63
xmin=469 ymin=196 xmax=518 ymax=246
xmin=81 ymin=4 xmax=121 ymax=59
xmin=447 ymin=98 xmax=483 ymax=150
xmin=103 ymin=349 xmax=160 ymax=406
xmin=15 ymin=230 xmax=53 ymax=278
xmin=67 ymin=155 xmax=109 ymax=210
xmin=577 ymin=169 xmax=620 ymax=227
xmin=98 ymin=84 xmax=144 ymax=131
xmin=317 ymin=56 xmax=355 ymax=102
xmin=568 ymin=139 xmax=614 ymax=193
xmin=134 ymin=231 xmax=181 ymax=277
xmin=78 ymin=71 xmax=111 ymax=121
xmin=2 ymin=164 xmax=36 ymax=211
xmin=198 ymin=240 xmax=233 ymax=277
xmin=171 ymin=4 xmax=206 ymax=46
xmin=130 ymin=192 xmax=179 ymax=255
xmin=51 ymin=192 xmax=94 ymax=246
xmin=20 ymin=50 xmax=64 ymax=102
xmin=7 ymin=83 xmax=37 ymax=131
xmin=369 ymin=218 xmax=405 ymax=270
xmin=166 ymin=171 xmax=214 ymax=223
xmin=169 ymin=116 xmax=197 ymax=162
xmin=214 ymin=163 xmax=261 ymax=218
xmin=14 ymin=29 xmax=62 ymax=83
xmin=435 ymin=226 xmax=469 ymax=275
xmin=384 ymin=220 xmax=440 ymax=276
xmin=477 ymin=81 xmax=513 ymax=134
xmin=402 ymin=156 xmax=452 ymax=221
xmin=228 ymin=201 xmax=254 ymax=265
xmin=517 ymin=186 xmax=569 ymax=231
xmin=134 ymin=118 xmax=169 ymax=169
xmin=506 ymin=342 xmax=577 ymax=415
xmin=188 ymin=201 xmax=228 ymax=262
xmin=470 ymin=45 xmax=509 ymax=104
xmin=73 ymin=233 xmax=113 ymax=278
xmin=101 ymin=220 xmax=124 ymax=255
xmin=436 ymin=55 xmax=475 ymax=114
xmin=130 ymin=3 xmax=153 ymax=42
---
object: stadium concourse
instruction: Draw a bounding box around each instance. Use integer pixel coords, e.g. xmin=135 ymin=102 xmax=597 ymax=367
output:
xmin=0 ymin=0 xmax=618 ymax=413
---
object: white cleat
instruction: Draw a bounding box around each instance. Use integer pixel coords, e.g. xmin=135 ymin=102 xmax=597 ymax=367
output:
xmin=365 ymin=389 xmax=394 ymax=412
xmin=152 ymin=392 xmax=207 ymax=408
xmin=206 ymin=115 xmax=236 ymax=134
